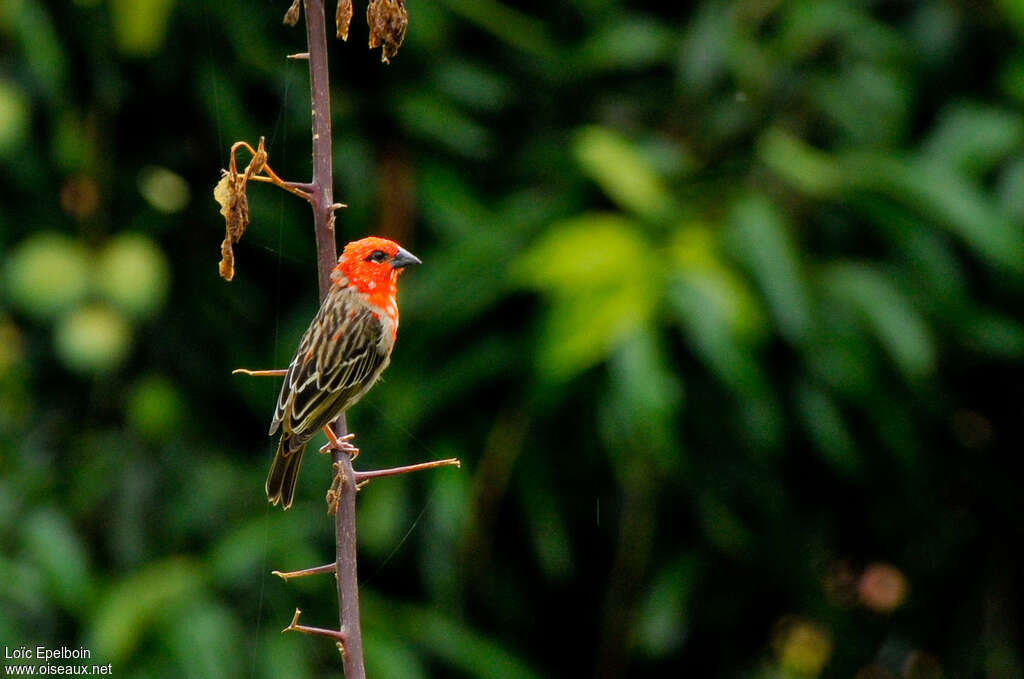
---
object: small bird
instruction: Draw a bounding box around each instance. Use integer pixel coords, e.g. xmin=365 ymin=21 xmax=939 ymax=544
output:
xmin=266 ymin=236 xmax=420 ymax=509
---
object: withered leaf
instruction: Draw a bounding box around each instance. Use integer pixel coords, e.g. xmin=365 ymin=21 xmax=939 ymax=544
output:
xmin=367 ymin=0 xmax=408 ymax=64
xmin=337 ymin=0 xmax=353 ymax=41
xmin=283 ymin=0 xmax=301 ymax=26
xmin=213 ymin=172 xmax=250 ymax=281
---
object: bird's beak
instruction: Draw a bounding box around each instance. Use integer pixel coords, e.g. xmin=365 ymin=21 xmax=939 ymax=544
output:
xmin=391 ymin=246 xmax=421 ymax=269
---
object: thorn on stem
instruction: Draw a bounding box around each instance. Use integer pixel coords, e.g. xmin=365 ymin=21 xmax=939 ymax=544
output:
xmin=232 ymin=368 xmax=288 ymax=377
xmin=282 ymin=608 xmax=348 ymax=643
xmin=272 ymin=563 xmax=337 ymax=581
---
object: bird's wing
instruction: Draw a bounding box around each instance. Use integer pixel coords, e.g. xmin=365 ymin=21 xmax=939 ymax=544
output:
xmin=269 ymin=286 xmax=390 ymax=446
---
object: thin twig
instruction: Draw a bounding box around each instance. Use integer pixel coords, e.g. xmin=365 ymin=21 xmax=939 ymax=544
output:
xmin=232 ymin=368 xmax=288 ymax=377
xmin=272 ymin=563 xmax=337 ymax=580
xmin=354 ymin=458 xmax=462 ymax=486
xmin=283 ymin=609 xmax=347 ymax=643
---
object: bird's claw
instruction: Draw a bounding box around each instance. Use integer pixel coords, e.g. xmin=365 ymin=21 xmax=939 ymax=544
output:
xmin=320 ymin=428 xmax=359 ymax=460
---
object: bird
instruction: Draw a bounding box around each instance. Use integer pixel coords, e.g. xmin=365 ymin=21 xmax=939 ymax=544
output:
xmin=266 ymin=236 xmax=420 ymax=509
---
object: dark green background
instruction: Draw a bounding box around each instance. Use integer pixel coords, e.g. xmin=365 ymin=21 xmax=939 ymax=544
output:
xmin=2 ymin=1 xmax=1023 ymax=677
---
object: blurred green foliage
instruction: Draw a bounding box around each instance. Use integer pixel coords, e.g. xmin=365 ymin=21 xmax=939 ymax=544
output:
xmin=1 ymin=0 xmax=1023 ymax=677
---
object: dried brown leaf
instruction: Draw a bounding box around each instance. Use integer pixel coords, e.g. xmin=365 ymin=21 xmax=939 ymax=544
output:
xmin=219 ymin=238 xmax=235 ymax=281
xmin=214 ymin=171 xmax=249 ymax=281
xmin=337 ymin=0 xmax=353 ymax=41
xmin=367 ymin=0 xmax=408 ymax=64
xmin=283 ymin=0 xmax=301 ymax=26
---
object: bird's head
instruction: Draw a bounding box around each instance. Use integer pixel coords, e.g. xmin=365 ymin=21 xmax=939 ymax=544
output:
xmin=333 ymin=237 xmax=420 ymax=303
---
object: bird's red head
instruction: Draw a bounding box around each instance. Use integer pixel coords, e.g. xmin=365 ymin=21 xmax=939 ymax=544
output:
xmin=333 ymin=236 xmax=420 ymax=311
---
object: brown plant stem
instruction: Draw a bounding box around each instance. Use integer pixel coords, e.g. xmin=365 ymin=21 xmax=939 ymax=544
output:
xmin=354 ymin=458 xmax=462 ymax=485
xmin=273 ymin=562 xmax=337 ymax=580
xmin=302 ymin=0 xmax=365 ymax=675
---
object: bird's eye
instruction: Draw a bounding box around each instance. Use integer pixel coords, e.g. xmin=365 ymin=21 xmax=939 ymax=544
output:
xmin=366 ymin=250 xmax=388 ymax=263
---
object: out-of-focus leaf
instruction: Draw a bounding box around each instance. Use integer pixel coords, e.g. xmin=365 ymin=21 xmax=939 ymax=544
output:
xmin=996 ymin=0 xmax=1024 ymax=38
xmin=513 ymin=213 xmax=648 ymax=290
xmin=960 ymin=311 xmax=1024 ymax=359
xmin=726 ymin=193 xmax=813 ymax=344
xmin=109 ymin=0 xmax=176 ymax=56
xmin=165 ymin=599 xmax=241 ymax=679
xmin=363 ymin=593 xmax=544 ymax=679
xmin=636 ymin=555 xmax=702 ymax=657
xmin=1 ymin=0 xmax=67 ymax=100
xmin=812 ymin=63 xmax=909 ymax=146
xmin=923 ymin=103 xmax=1024 ymax=175
xmin=138 ymin=166 xmax=191 ymax=213
xmin=53 ymin=304 xmax=132 ymax=374
xmin=757 ymin=128 xmax=844 ymax=198
xmin=795 ymin=382 xmax=862 ymax=478
xmin=126 ymin=375 xmax=184 ymax=440
xmin=575 ymin=16 xmax=676 ymax=72
xmin=3 ymin=232 xmax=90 ymax=319
xmin=439 ymin=0 xmax=555 ymax=57
xmin=0 ymin=79 xmax=30 ymax=157
xmin=996 ymin=156 xmax=1024 ymax=222
xmin=514 ymin=214 xmax=658 ymax=379
xmin=697 ymin=494 xmax=752 ymax=558
xmin=395 ymin=92 xmax=492 ymax=158
xmin=22 ymin=508 xmax=93 ymax=612
xmin=842 ymin=152 xmax=1024 ymax=273
xmin=432 ymin=60 xmax=513 ymax=113
xmin=421 ymin=466 xmax=469 ymax=605
xmin=364 ymin=632 xmax=429 ymax=679
xmin=573 ymin=126 xmax=676 ymax=222
xmin=520 ymin=474 xmax=572 ymax=580
xmin=601 ymin=329 xmax=684 ymax=471
xmin=677 ymin=2 xmax=732 ymax=93
xmin=358 ymin=476 xmax=411 ymax=559
xmin=93 ymin=233 xmax=171 ymax=319
xmin=822 ymin=262 xmax=936 ymax=381
xmin=537 ymin=285 xmax=656 ymax=380
xmin=89 ymin=557 xmax=204 ymax=664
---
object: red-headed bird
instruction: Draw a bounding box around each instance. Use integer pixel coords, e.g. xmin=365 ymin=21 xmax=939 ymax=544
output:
xmin=266 ymin=236 xmax=420 ymax=509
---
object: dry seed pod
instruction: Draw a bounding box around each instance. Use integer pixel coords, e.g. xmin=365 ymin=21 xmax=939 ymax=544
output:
xmin=337 ymin=0 xmax=353 ymax=41
xmin=367 ymin=0 xmax=408 ymax=64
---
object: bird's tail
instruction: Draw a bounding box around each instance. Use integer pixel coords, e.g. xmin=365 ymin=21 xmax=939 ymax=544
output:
xmin=266 ymin=436 xmax=305 ymax=510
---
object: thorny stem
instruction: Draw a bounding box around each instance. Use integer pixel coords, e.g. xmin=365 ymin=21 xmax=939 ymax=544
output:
xmin=300 ymin=1 xmax=366 ymax=677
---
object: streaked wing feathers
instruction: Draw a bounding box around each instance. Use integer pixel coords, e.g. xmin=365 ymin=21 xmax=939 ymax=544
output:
xmin=269 ymin=286 xmax=390 ymax=448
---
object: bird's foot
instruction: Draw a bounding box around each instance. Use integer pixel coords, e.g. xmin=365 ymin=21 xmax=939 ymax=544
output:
xmin=320 ymin=427 xmax=359 ymax=460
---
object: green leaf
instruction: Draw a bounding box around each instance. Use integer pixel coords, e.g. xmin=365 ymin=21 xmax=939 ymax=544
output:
xmin=4 ymin=232 xmax=91 ymax=319
xmin=795 ymin=382 xmax=862 ymax=478
xmin=513 ymin=213 xmax=650 ymax=290
xmin=89 ymin=558 xmax=204 ymax=664
xmin=843 ymin=152 xmax=1024 ymax=273
xmin=110 ymin=0 xmax=176 ymax=56
xmin=726 ymin=193 xmax=813 ymax=343
xmin=923 ymin=102 xmax=1024 ymax=175
xmin=22 ymin=508 xmax=93 ymax=612
xmin=601 ymin=329 xmax=684 ymax=470
xmin=822 ymin=262 xmax=936 ymax=381
xmin=636 ymin=556 xmax=702 ymax=657
xmin=573 ymin=126 xmax=676 ymax=222
xmin=165 ymin=600 xmax=241 ymax=679
xmin=575 ymin=16 xmax=677 ymax=72
xmin=757 ymin=128 xmax=844 ymax=198
xmin=363 ymin=593 xmax=544 ymax=679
